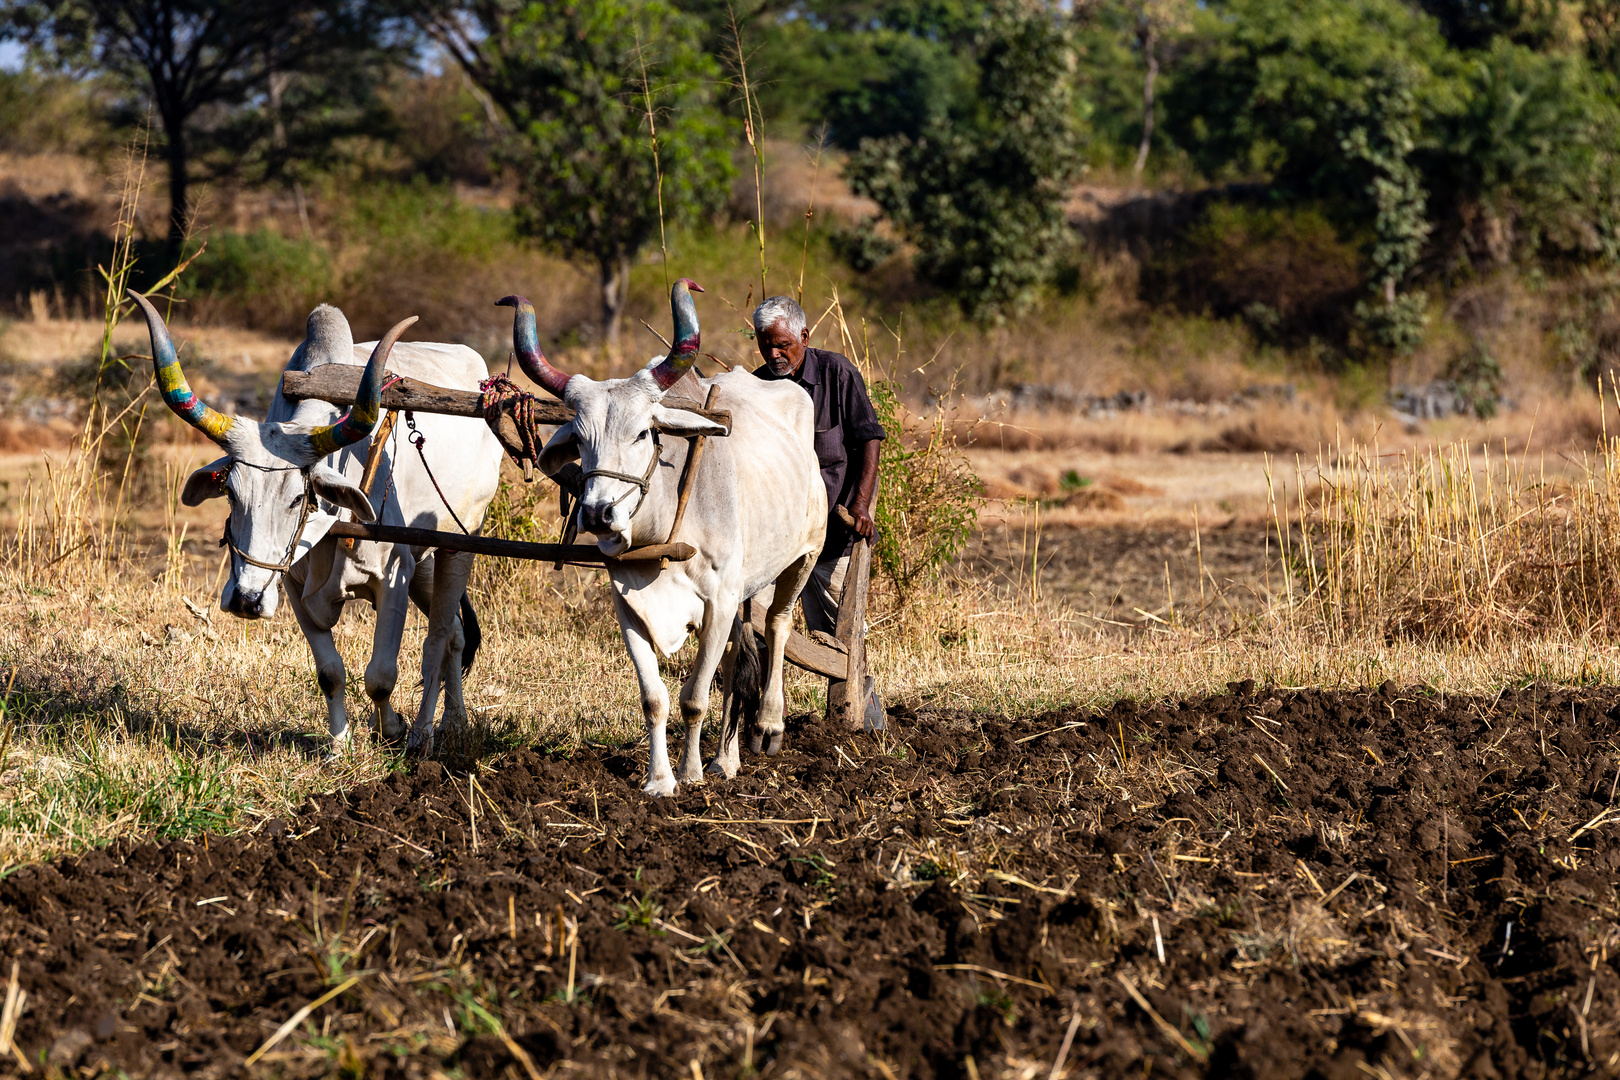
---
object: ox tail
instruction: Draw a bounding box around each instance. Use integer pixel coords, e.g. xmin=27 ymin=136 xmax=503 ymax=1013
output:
xmin=727 ymin=617 xmax=764 ymax=743
xmin=459 ymin=593 xmax=482 ymax=677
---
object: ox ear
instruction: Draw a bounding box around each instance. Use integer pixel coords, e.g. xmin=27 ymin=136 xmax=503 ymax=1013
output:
xmin=538 ymin=421 xmax=581 ymax=478
xmin=650 ymin=404 xmax=727 ymax=438
xmin=309 ymin=462 xmax=376 ymax=522
xmin=182 ymin=457 xmax=232 ymax=506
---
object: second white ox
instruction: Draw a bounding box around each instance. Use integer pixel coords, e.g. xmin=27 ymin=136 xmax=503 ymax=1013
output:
xmin=129 ymin=290 xmax=503 ymax=753
xmin=503 ymin=280 xmax=826 ymax=796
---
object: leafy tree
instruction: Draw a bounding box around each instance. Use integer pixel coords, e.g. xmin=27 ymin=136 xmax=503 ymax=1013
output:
xmin=415 ymin=0 xmax=735 ymax=350
xmin=1430 ymin=38 xmax=1620 ymax=263
xmin=819 ymin=30 xmax=977 ymax=149
xmin=1412 ymin=0 xmax=1620 ymax=78
xmin=843 ymin=0 xmax=1085 ymax=322
xmin=1164 ymin=0 xmax=1620 ymax=354
xmin=1408 ymin=0 xmax=1521 ymax=49
xmin=808 ymin=0 xmax=985 ymax=148
xmin=1163 ymin=0 xmax=1461 ymax=351
xmin=2 ymin=0 xmax=381 ymax=263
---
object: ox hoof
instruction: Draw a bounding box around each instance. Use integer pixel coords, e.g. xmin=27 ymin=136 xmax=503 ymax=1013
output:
xmin=642 ymin=776 xmax=678 ymax=798
xmin=761 ymin=729 xmax=784 ymax=756
xmin=404 ymin=732 xmax=433 ymax=759
xmin=705 ymin=757 xmax=740 ymax=780
xmin=862 ymin=677 xmax=887 ymax=732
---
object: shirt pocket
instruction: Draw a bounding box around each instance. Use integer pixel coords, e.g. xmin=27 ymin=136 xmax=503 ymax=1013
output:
xmin=813 ymin=424 xmax=846 ymax=468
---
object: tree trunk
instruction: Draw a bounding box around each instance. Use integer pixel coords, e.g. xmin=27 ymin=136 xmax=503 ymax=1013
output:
xmin=267 ymin=63 xmax=312 ymax=237
xmin=600 ymin=254 xmax=632 ymax=354
xmin=1132 ymin=23 xmax=1159 ymax=181
xmin=165 ymin=124 xmax=190 ymax=268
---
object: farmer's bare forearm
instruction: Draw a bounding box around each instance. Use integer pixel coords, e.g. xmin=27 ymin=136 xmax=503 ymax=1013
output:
xmin=852 ymin=440 xmax=881 ymax=513
xmin=851 ymin=440 xmax=880 ymax=537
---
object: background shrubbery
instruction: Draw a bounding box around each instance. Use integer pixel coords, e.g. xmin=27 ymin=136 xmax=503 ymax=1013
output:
xmin=9 ymin=0 xmax=1620 ymax=385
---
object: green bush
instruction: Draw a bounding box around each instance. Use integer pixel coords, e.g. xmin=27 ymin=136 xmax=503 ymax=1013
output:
xmin=1143 ymin=201 xmax=1363 ymax=343
xmin=829 ymin=220 xmax=898 ymax=273
xmin=868 ymin=376 xmax=982 ymax=603
xmin=1163 ymin=0 xmax=1451 ymax=353
xmin=844 ymin=0 xmax=1085 ymax=324
xmin=0 ymin=67 xmax=113 ymax=154
xmin=183 ymin=230 xmax=334 ymax=330
xmin=1445 ymin=337 xmax=1503 ymax=418
xmin=1432 ymin=40 xmax=1620 ymax=262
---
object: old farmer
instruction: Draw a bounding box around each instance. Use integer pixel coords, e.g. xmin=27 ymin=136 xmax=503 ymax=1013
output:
xmin=751 ymin=295 xmax=884 ymax=636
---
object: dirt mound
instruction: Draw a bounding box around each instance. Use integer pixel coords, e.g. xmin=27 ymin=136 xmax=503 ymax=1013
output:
xmin=2 ymin=684 xmax=1619 ymax=1078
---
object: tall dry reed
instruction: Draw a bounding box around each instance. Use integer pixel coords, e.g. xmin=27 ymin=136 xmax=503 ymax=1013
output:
xmin=1272 ymin=422 xmax=1620 ymax=644
xmin=5 ymin=128 xmax=206 ymax=587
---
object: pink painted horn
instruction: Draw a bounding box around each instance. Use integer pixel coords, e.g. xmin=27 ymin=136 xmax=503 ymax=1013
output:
xmin=650 ymin=278 xmax=704 ymax=390
xmin=496 ymin=295 xmax=571 ymax=397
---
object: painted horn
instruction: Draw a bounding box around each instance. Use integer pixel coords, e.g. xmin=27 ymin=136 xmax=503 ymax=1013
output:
xmin=126 ymin=289 xmax=236 ymax=444
xmin=650 ymin=278 xmax=704 ymax=390
xmin=305 ymin=315 xmax=417 ymax=458
xmin=496 ymin=295 xmax=571 ymax=397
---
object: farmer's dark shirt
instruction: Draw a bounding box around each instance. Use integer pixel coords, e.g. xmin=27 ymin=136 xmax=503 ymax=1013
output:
xmin=754 ymin=346 xmax=885 ymax=557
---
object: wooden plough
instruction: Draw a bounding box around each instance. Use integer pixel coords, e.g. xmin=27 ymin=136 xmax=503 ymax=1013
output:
xmin=284 ymin=366 xmax=874 ymax=724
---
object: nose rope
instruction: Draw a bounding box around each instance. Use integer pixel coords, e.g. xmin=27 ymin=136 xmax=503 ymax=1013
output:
xmin=582 ymin=432 xmax=662 ymax=521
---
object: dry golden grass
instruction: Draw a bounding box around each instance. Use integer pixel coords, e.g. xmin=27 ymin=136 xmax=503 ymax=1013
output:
xmin=1276 ymin=429 xmax=1620 ymax=645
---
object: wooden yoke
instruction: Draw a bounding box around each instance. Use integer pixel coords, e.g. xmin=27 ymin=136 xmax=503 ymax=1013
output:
xmin=283 ymin=365 xmax=732 ymax=429
xmin=281 ymin=366 xmax=732 ymax=468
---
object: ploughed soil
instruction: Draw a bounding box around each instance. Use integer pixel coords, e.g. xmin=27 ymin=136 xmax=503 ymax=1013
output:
xmin=4 ymin=683 xmax=1620 ymax=1079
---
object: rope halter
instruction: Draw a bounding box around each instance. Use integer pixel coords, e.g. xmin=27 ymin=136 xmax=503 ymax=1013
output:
xmin=218 ymin=460 xmax=319 ymax=575
xmin=582 ymin=431 xmax=662 ymax=522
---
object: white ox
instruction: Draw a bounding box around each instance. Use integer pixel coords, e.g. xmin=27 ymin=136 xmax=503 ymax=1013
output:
xmin=501 ymin=281 xmax=826 ymax=796
xmin=128 ymin=291 xmax=503 ymax=753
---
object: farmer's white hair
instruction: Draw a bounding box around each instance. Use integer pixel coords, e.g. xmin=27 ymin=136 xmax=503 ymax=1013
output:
xmin=753 ymin=296 xmax=806 ymax=339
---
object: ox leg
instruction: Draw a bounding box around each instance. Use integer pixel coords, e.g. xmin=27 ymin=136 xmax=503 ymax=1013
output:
xmin=407 ymin=548 xmax=474 ymax=754
xmin=436 ymin=551 xmax=474 ymax=734
xmin=709 ymin=615 xmax=745 ymax=780
xmin=675 ymin=595 xmax=735 ymax=783
xmin=367 ymin=553 xmax=414 ymax=746
xmin=285 ymin=586 xmax=350 ymax=754
xmin=751 ymin=552 xmax=817 ymax=756
xmin=614 ymin=597 xmax=676 ymax=797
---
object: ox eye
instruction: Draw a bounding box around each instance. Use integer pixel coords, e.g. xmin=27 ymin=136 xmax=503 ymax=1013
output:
xmin=636 ymin=429 xmax=650 ymax=442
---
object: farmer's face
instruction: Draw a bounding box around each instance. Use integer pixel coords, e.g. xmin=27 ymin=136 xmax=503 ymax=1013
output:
xmin=758 ymin=319 xmax=808 ymax=376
